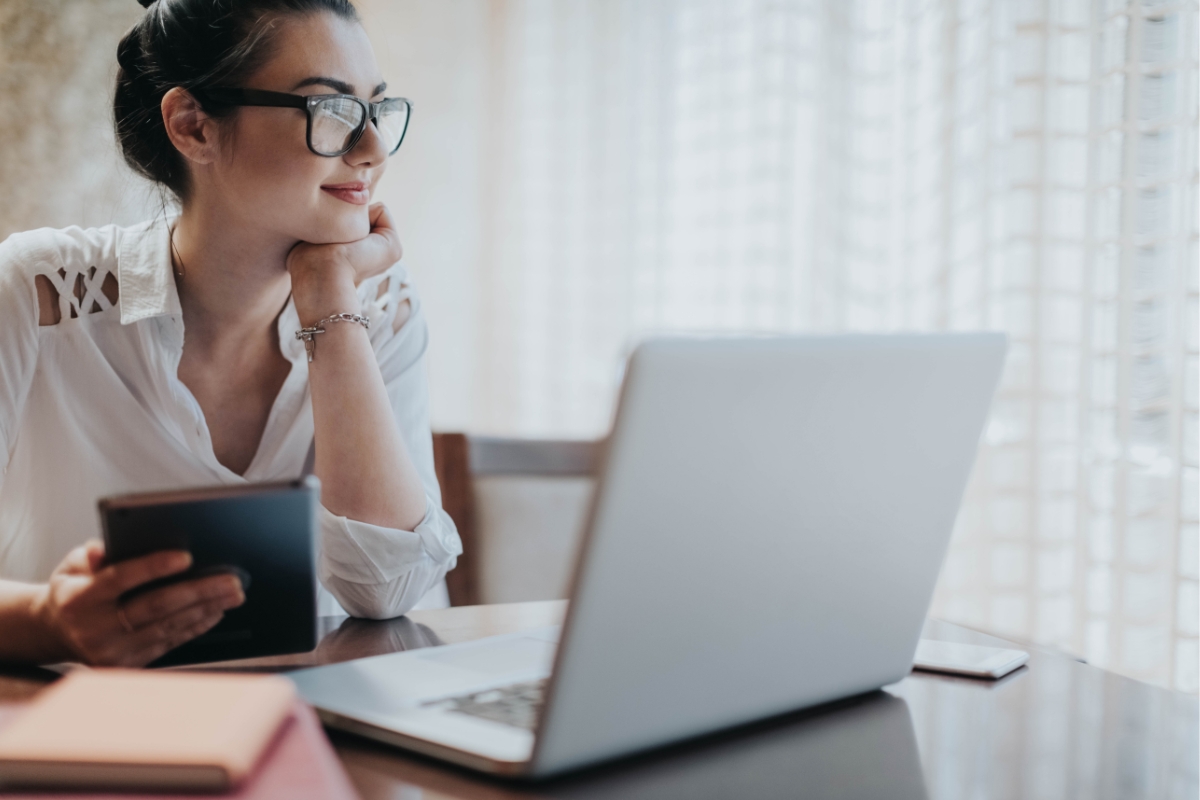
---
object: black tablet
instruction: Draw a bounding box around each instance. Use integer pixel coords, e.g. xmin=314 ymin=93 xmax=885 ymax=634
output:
xmin=98 ymin=477 xmax=320 ymax=667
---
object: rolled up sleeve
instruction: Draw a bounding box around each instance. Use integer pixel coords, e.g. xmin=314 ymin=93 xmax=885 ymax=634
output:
xmin=314 ymin=262 xmax=463 ymax=619
xmin=318 ymin=495 xmax=461 ymax=619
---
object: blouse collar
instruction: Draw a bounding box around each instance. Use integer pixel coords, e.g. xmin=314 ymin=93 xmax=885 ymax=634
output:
xmin=117 ymin=213 xmax=183 ymax=326
xmin=115 ymin=213 xmax=309 ymax=365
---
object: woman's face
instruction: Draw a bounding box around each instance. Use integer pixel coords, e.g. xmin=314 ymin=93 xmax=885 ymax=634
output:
xmin=208 ymin=13 xmax=389 ymax=245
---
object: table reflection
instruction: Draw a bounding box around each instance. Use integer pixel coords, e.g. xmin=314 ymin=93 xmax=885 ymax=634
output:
xmin=337 ymin=691 xmax=927 ymax=800
xmin=896 ymin=623 xmax=1198 ymax=800
xmin=172 ymin=614 xmax=446 ymax=673
xmin=314 ymin=615 xmax=445 ymax=662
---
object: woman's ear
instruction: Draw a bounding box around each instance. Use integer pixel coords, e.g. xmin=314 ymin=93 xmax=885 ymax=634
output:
xmin=161 ymin=86 xmax=219 ymax=166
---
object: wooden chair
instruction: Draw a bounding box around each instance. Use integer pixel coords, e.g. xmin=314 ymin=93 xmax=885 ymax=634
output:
xmin=432 ymin=434 xmax=600 ymax=607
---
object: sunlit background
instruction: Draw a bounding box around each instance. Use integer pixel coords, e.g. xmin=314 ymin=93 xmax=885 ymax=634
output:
xmin=0 ymin=0 xmax=1196 ymax=693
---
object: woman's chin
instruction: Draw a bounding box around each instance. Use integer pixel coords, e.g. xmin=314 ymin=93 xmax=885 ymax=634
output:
xmin=303 ymin=215 xmax=370 ymax=245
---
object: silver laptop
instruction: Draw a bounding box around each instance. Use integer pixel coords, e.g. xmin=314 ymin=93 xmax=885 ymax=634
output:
xmin=288 ymin=333 xmax=1007 ymax=777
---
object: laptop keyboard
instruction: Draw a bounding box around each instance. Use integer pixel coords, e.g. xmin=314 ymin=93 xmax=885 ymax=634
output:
xmin=429 ymin=679 xmax=547 ymax=731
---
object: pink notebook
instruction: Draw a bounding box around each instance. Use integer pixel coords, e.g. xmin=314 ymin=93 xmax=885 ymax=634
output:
xmin=0 ymin=693 xmax=358 ymax=799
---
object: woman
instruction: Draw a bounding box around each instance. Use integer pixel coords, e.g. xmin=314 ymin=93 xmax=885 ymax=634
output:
xmin=0 ymin=0 xmax=461 ymax=666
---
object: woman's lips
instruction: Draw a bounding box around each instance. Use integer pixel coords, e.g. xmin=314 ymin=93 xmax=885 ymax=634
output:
xmin=321 ymin=182 xmax=370 ymax=205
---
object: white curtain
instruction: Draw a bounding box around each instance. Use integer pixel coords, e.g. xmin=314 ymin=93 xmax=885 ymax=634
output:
xmin=462 ymin=0 xmax=1198 ymax=691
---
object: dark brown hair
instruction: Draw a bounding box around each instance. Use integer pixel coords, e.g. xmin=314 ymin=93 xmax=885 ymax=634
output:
xmin=114 ymin=0 xmax=359 ymax=199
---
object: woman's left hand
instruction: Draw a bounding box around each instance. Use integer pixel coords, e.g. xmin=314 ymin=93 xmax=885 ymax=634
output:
xmin=287 ymin=202 xmax=403 ymax=323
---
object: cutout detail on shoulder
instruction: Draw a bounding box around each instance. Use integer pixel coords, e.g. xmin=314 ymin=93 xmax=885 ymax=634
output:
xmin=35 ymin=275 xmax=60 ymax=326
xmin=373 ymin=273 xmax=412 ymax=333
xmin=392 ymin=298 xmax=412 ymax=333
xmin=35 ymin=265 xmax=118 ymax=326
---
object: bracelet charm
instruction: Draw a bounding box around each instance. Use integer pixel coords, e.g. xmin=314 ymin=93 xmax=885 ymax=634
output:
xmin=295 ymin=313 xmax=370 ymax=362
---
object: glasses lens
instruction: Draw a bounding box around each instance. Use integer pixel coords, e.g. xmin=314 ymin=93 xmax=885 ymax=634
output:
xmin=375 ymin=100 xmax=411 ymax=154
xmin=310 ymin=96 xmax=366 ymax=155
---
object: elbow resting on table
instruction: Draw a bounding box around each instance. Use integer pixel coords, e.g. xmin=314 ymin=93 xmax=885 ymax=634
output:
xmin=320 ymin=557 xmax=456 ymax=620
xmin=317 ymin=503 xmax=462 ymax=619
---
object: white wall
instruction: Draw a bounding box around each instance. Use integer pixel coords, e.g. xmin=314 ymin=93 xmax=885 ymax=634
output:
xmin=358 ymin=0 xmax=494 ymax=433
xmin=0 ymin=0 xmax=154 ymax=238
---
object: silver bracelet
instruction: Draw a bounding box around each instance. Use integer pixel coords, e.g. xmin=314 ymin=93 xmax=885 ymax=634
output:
xmin=295 ymin=313 xmax=370 ymax=362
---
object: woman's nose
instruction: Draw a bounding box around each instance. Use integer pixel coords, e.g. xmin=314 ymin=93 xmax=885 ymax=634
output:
xmin=346 ymin=116 xmax=389 ymax=166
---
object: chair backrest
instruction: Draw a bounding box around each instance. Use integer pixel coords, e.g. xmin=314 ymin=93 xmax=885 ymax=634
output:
xmin=432 ymin=434 xmax=600 ymax=606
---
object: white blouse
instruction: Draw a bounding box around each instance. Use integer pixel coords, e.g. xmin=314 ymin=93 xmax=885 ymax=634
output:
xmin=0 ymin=214 xmax=461 ymax=619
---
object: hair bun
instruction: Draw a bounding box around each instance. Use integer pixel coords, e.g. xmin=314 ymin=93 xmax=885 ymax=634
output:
xmin=136 ymin=0 xmax=157 ymax=8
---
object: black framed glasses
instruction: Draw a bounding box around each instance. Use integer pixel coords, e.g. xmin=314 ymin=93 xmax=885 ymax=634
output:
xmin=195 ymin=88 xmax=412 ymax=157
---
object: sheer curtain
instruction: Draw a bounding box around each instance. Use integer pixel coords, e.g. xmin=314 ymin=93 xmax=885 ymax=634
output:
xmin=465 ymin=0 xmax=1197 ymax=692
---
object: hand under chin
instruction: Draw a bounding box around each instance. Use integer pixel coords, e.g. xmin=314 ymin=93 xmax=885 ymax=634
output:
xmin=286 ymin=202 xmax=402 ymax=322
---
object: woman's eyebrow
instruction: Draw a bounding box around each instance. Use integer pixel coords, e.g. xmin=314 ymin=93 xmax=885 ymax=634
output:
xmin=292 ymin=76 xmax=354 ymax=94
xmin=291 ymin=76 xmax=388 ymax=97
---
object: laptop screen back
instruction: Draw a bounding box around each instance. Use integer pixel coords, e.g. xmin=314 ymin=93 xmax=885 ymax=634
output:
xmin=533 ymin=333 xmax=1006 ymax=775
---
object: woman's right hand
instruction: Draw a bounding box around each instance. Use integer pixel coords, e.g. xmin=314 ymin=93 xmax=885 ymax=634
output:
xmin=33 ymin=540 xmax=245 ymax=666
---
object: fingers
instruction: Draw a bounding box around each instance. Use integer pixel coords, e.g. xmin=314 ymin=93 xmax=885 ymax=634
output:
xmin=367 ymin=201 xmax=389 ymax=229
xmin=94 ymin=550 xmax=192 ymax=600
xmin=120 ymin=574 xmax=244 ymax=630
xmin=64 ymin=571 xmax=242 ymax=667
xmin=125 ymin=607 xmax=227 ymax=667
xmin=366 ymin=203 xmax=403 ymax=263
xmin=57 ymin=544 xmax=96 ymax=576
xmin=84 ymin=540 xmax=106 ymax=573
xmin=367 ymin=201 xmax=395 ymax=232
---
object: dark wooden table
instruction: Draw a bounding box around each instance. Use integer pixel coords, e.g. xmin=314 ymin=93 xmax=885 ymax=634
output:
xmin=1 ymin=601 xmax=1196 ymax=799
